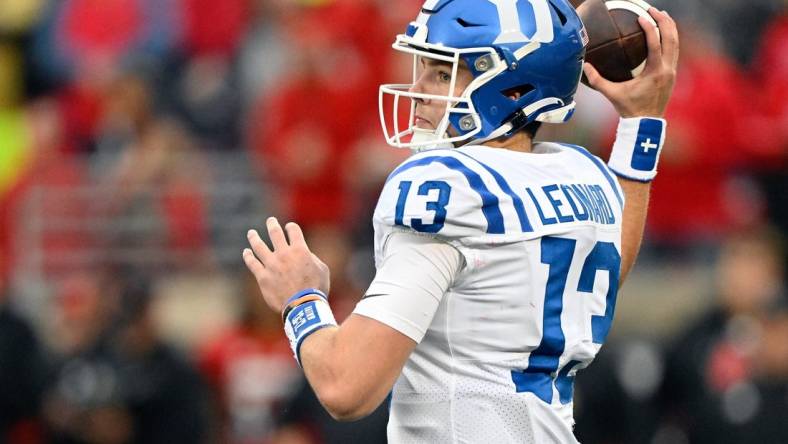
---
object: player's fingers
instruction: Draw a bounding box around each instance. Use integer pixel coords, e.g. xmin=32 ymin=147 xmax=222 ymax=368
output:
xmin=285 ymin=222 xmax=308 ymax=249
xmin=640 ymin=13 xmax=662 ymax=72
xmin=267 ymin=217 xmax=288 ymax=251
xmin=247 ymin=229 xmax=273 ymax=262
xmin=583 ymin=63 xmax=616 ymax=95
xmin=657 ymin=10 xmax=680 ymax=68
xmin=242 ymin=248 xmax=266 ymax=277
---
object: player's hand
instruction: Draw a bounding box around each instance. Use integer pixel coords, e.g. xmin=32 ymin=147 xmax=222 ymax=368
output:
xmin=243 ymin=217 xmax=331 ymax=314
xmin=583 ymin=7 xmax=679 ymax=118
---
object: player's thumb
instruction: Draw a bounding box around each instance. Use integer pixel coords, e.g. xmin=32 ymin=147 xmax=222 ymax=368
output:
xmin=582 ymin=63 xmax=614 ymax=94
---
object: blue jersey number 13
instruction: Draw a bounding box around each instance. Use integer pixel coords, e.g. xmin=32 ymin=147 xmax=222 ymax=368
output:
xmin=511 ymin=236 xmax=621 ymax=404
xmin=395 ymin=180 xmax=451 ymax=233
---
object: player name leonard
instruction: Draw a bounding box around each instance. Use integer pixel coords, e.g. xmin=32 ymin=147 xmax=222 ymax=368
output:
xmin=525 ymin=182 xmax=617 ymax=227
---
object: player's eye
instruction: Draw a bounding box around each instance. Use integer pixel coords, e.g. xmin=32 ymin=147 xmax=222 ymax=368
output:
xmin=438 ymin=71 xmax=452 ymax=82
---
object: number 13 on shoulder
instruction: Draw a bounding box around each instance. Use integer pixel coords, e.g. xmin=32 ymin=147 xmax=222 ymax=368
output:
xmin=395 ymin=180 xmax=452 ymax=233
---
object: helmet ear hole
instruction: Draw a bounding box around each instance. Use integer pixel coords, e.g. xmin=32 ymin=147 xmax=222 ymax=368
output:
xmin=501 ymin=84 xmax=535 ymax=101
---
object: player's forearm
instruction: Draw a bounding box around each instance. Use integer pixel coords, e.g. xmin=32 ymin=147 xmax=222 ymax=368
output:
xmin=617 ymin=178 xmax=650 ymax=285
xmin=605 ymin=116 xmax=666 ymax=285
xmin=297 ymin=315 xmax=411 ymax=421
xmin=298 ymin=327 xmax=381 ymax=421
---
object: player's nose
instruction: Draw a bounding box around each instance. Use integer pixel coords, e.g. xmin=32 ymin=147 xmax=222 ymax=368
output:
xmin=408 ymin=74 xmax=429 ymax=104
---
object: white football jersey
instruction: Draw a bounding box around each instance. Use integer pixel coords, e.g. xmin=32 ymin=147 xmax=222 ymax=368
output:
xmin=368 ymin=142 xmax=624 ymax=443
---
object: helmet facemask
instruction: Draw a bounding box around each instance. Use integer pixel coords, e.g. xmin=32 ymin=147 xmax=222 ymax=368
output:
xmin=379 ymin=35 xmax=503 ymax=151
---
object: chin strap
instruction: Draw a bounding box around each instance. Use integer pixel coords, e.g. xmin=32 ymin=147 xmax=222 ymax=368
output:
xmin=409 ymin=129 xmax=458 ymax=152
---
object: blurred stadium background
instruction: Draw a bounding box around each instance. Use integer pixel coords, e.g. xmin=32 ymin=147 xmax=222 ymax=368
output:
xmin=0 ymin=0 xmax=786 ymax=443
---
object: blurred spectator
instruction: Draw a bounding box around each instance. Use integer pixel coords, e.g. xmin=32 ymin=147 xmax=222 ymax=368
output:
xmin=752 ymin=1 xmax=788 ymax=141
xmin=198 ymin=273 xmax=299 ymax=444
xmin=27 ymin=0 xmax=181 ymax=154
xmin=661 ymin=226 xmax=788 ymax=443
xmin=92 ymin=73 xmax=208 ymax=264
xmin=750 ymin=2 xmax=788 ymax=235
xmin=272 ymin=380 xmax=389 ymax=444
xmin=573 ymin=338 xmax=665 ymax=444
xmin=112 ymin=276 xmax=210 ymax=444
xmin=44 ymin=273 xmax=209 ymax=444
xmin=179 ymin=0 xmax=251 ymax=58
xmin=0 ymin=274 xmax=46 ymax=444
xmin=237 ymin=0 xmax=296 ymax=109
xmin=43 ymin=272 xmax=127 ymax=444
xmin=96 ymin=116 xmax=213 ymax=272
xmin=248 ymin=2 xmax=387 ymax=226
xmin=90 ymin=71 xmax=156 ymax=171
xmin=30 ymin=0 xmax=180 ymax=86
xmin=167 ymin=54 xmax=243 ymax=151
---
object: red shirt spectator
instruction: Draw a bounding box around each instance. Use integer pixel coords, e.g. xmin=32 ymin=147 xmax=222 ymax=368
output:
xmin=750 ymin=12 xmax=788 ymax=164
xmin=198 ymin=276 xmax=298 ymax=444
xmin=180 ymin=0 xmax=251 ymax=57
xmin=249 ymin=15 xmax=381 ymax=226
xmin=753 ymin=12 xmax=788 ymax=121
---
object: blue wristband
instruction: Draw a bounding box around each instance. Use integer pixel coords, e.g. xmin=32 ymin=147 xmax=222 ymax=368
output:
xmin=282 ymin=290 xmax=336 ymax=366
xmin=281 ymin=288 xmax=329 ymax=322
xmin=284 ymin=288 xmax=328 ymax=307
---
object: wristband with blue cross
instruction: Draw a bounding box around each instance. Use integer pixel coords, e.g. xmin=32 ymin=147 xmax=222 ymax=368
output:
xmin=607 ymin=117 xmax=667 ymax=183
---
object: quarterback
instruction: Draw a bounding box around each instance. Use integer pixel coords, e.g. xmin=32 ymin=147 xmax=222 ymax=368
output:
xmin=243 ymin=0 xmax=678 ymax=442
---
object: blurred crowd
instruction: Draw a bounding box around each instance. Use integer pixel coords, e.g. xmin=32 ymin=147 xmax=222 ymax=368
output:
xmin=0 ymin=0 xmax=786 ymax=443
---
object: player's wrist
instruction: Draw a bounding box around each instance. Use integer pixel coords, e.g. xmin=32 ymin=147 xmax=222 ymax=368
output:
xmin=282 ymin=288 xmax=337 ymax=366
xmin=607 ymin=117 xmax=666 ymax=183
xmin=618 ymin=109 xmax=665 ymax=119
xmin=281 ymin=288 xmax=328 ymax=320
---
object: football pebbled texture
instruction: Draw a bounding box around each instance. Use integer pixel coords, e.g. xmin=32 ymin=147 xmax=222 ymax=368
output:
xmin=576 ymin=0 xmax=657 ymax=84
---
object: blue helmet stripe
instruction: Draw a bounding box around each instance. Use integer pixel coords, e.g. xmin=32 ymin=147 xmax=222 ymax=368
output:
xmin=453 ymin=151 xmax=534 ymax=232
xmin=387 ymin=155 xmax=505 ymax=234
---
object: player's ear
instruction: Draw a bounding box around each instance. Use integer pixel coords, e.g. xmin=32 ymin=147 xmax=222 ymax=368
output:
xmin=501 ymin=87 xmax=523 ymax=101
xmin=502 ymin=84 xmax=535 ymax=102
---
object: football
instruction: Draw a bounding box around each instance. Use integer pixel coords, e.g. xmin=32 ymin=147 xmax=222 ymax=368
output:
xmin=575 ymin=0 xmax=658 ymax=84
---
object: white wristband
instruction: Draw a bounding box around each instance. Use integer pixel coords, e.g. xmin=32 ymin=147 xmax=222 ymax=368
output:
xmin=283 ymin=295 xmax=337 ymax=366
xmin=607 ymin=117 xmax=667 ymax=182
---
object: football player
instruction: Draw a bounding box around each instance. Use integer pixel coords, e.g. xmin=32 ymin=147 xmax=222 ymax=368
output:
xmin=243 ymin=0 xmax=679 ymax=442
